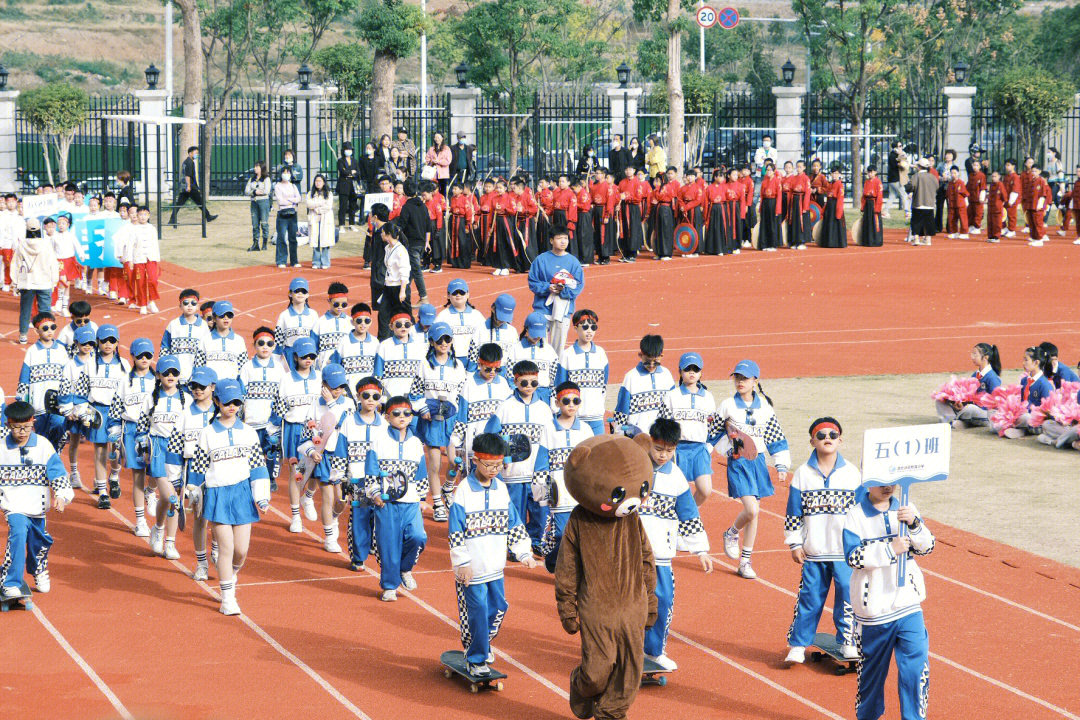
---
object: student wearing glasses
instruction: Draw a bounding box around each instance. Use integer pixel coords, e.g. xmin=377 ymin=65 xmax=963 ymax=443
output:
xmin=205 ymin=301 xmax=248 ymax=382
xmin=179 ymin=366 xmax=218 ymax=582
xmin=161 ymin=288 xmax=211 ymax=386
xmin=138 ymin=355 xmax=188 ymax=561
xmin=314 ymin=282 xmax=352 ymax=369
xmin=274 ymin=277 xmax=318 ymax=372
xmin=186 ymin=379 xmax=271 ymax=616
xmin=538 ymin=381 xmax=595 ymax=572
xmin=61 ymin=324 xmax=97 ymax=491
xmin=374 ymin=311 xmax=426 ymax=401
xmin=554 ymin=310 xmax=608 ymax=436
xmin=611 ymin=334 xmax=675 ymax=437
xmin=17 ymin=312 xmax=71 ymax=453
xmin=435 ymin=279 xmax=485 ymax=365
xmin=415 ymin=322 xmax=467 ymax=523
xmin=363 ymin=396 xmax=429 ymax=602
xmin=56 ymin=300 xmax=97 ymax=357
xmin=87 ymin=324 xmax=130 ymax=509
xmin=505 ymin=312 xmax=560 ymax=406
xmin=483 ymin=360 xmax=553 ymax=554
xmin=109 ymin=338 xmax=158 ymax=538
xmin=330 ymin=303 xmax=379 ymax=393
xmin=331 ymin=377 xmax=386 ymax=572
xmin=447 ymin=343 xmax=512 ymax=492
xmin=660 ymin=352 xmax=720 ymax=506
xmin=274 ymin=336 xmax=322 ymax=534
xmin=782 ymin=417 xmax=862 ymax=665
xmin=239 ymin=327 xmax=286 ymax=494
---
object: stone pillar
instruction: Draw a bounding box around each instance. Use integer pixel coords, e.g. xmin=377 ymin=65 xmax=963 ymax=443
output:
xmin=606 ymin=86 xmax=642 ymax=141
xmin=134 ymin=88 xmax=168 ymax=196
xmin=280 ymin=85 xmax=327 ymax=192
xmin=448 ymin=86 xmax=480 ymax=145
xmin=944 ymin=86 xmax=976 ymax=171
xmin=772 ymin=85 xmax=806 ymax=166
xmin=0 ymin=90 xmax=20 ymax=192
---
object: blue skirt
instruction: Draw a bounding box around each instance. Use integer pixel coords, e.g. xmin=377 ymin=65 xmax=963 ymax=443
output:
xmin=282 ymin=420 xmax=304 ymax=461
xmin=67 ymin=416 xmax=91 ymax=441
xmin=122 ymin=422 xmax=145 ymax=470
xmin=202 ymin=481 xmax=260 ymax=525
xmin=726 ymin=454 xmax=774 ymax=499
xmin=676 ymin=441 xmax=713 ymax=481
xmin=86 ymin=402 xmax=112 ymax=445
xmin=415 ymin=415 xmax=453 ymax=448
xmin=147 ymin=435 xmax=182 ymax=479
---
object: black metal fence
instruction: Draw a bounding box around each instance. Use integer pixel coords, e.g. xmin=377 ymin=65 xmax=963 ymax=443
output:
xmin=972 ymin=98 xmax=1080 ymax=177
xmin=533 ymin=91 xmax=611 ymax=179
xmin=193 ymin=94 xmax=296 ymax=194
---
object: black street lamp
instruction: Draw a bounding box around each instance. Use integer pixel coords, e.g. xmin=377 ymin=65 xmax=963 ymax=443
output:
xmin=953 ymin=60 xmax=969 ymax=84
xmin=297 ymin=63 xmax=312 ymax=91
xmin=0 ymin=65 xmax=8 ymax=91
xmin=616 ymin=62 xmax=630 ymax=89
xmin=455 ymin=62 xmax=469 ymax=88
xmin=781 ymin=59 xmax=796 ymax=87
xmin=145 ymin=64 xmax=160 ymax=90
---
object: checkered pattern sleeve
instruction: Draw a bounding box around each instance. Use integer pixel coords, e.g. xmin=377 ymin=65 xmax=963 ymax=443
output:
xmin=507 ymin=523 xmax=529 ymax=553
xmin=16 ymin=381 xmax=28 ymax=401
xmin=236 ymin=350 xmax=249 ymax=373
xmin=846 ymin=543 xmax=867 ymax=569
xmin=135 ymin=406 xmax=152 ymax=436
xmin=189 ymin=443 xmax=210 ymax=475
xmin=274 ymin=324 xmax=286 ymax=349
xmin=547 ymin=360 xmax=559 ymax=389
xmin=762 ymin=413 xmax=790 ymax=470
xmin=909 ymin=519 xmax=936 ymax=556
xmin=658 ymin=397 xmax=673 ymax=420
xmin=408 ymin=373 xmax=424 ymax=402
xmin=166 ymin=428 xmax=185 ymax=456
xmin=784 ymin=513 xmax=804 ymax=538
xmin=195 ymin=346 xmax=207 ymax=368
xmin=73 ymin=371 xmax=89 ymax=403
xmin=108 ymin=391 xmax=125 ymax=422
xmin=467 ymin=342 xmax=479 ymax=368
xmin=706 ymin=411 xmax=724 ymax=446
xmin=272 ymin=394 xmax=286 ymax=424
xmin=248 ymin=442 xmax=267 ymax=473
xmin=610 ymin=410 xmax=628 ymax=428
xmin=329 ymin=452 xmax=348 ymax=479
xmin=0 ymin=425 xmax=9 ymax=442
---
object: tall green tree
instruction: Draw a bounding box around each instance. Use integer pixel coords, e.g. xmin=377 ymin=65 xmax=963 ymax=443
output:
xmin=647 ymin=70 xmax=720 ymax=166
xmin=18 ymin=82 xmax=89 ymax=184
xmin=633 ymin=0 xmax=695 ymax=172
xmin=299 ymin=0 xmax=362 ymax=62
xmin=173 ymin=0 xmax=204 ymax=152
xmin=356 ymin=0 xmax=426 ymax=141
xmin=312 ymin=42 xmax=373 ymax=154
xmin=987 ymin=68 xmax=1075 ymax=162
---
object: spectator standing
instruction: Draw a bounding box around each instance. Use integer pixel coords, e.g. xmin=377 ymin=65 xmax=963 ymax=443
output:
xmin=576 ymin=145 xmax=599 ymax=177
xmin=379 ymin=222 xmax=412 ymax=322
xmin=358 ymin=143 xmax=381 ymax=220
xmin=167 ymin=146 xmax=217 ymax=226
xmin=645 ymin=135 xmax=666 ymax=179
xmin=608 ymin=134 xmax=632 ymax=180
xmin=627 ymin=137 xmax=646 ymax=174
xmin=244 ymin=161 xmax=271 ymax=252
xmin=424 ymin=132 xmax=453 ymax=196
xmin=392 ymin=126 xmax=418 ymax=178
xmin=886 ymin=141 xmax=910 ymax=218
xmin=906 ymin=158 xmax=938 ymax=246
xmin=449 ymin=132 xmax=476 ymax=184
xmin=398 ymin=179 xmax=431 ymax=305
xmin=378 ymin=134 xmax=395 ymax=175
xmin=935 ymin=149 xmax=955 ymax=233
xmin=753 ymin=135 xmax=779 ymax=177
xmin=964 ymin=144 xmax=983 ymax=179
xmin=115 ymin=170 xmax=137 ymax=207
xmin=274 ymin=167 xmax=302 ymax=268
xmin=279 ymin=148 xmax=304 ymax=190
xmin=307 ymin=173 xmax=336 ymax=270
xmin=367 ymin=204 xmax=391 ymax=339
xmin=13 ymin=219 xmax=58 ymax=344
xmin=337 ymin=141 xmax=360 ymax=230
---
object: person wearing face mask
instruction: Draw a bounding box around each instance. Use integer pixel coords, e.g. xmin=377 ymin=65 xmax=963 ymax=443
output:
xmin=336 ymin=142 xmax=360 ymax=230
xmin=274 ymin=168 xmax=302 ymax=268
xmin=449 ymin=132 xmax=476 ymax=184
xmin=279 ymin=149 xmax=303 ymax=189
xmin=168 ymin=146 xmax=217 ymax=227
xmin=576 ymin=145 xmax=597 ymax=177
xmin=753 ymin=134 xmax=778 ymax=178
xmin=608 ymin=135 xmax=631 ymax=181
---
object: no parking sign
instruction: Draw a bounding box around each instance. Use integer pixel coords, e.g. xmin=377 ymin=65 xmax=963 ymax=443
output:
xmin=717 ymin=6 xmax=740 ymax=29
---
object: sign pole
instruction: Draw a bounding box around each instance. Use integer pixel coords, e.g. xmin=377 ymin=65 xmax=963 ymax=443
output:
xmin=699 ymin=1 xmax=705 ymax=72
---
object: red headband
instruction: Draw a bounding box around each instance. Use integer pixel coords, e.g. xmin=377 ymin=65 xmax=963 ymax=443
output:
xmin=384 ymin=398 xmax=411 ymax=412
xmin=390 ymin=312 xmax=412 ymax=323
xmin=357 ymin=382 xmax=381 ymax=393
xmin=810 ymin=421 xmax=841 ymax=437
xmin=473 ymin=451 xmax=503 ymax=461
xmin=254 ymin=330 xmax=274 ymax=341
xmin=555 ymin=387 xmax=580 ymax=399
xmin=329 ymin=293 xmax=348 ymax=299
xmin=33 ymin=316 xmax=54 ymax=327
xmin=477 ymin=359 xmax=501 ymax=369
xmin=351 ymin=308 xmax=371 ymax=318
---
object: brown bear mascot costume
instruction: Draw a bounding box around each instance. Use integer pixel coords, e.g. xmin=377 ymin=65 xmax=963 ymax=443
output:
xmin=554 ymin=434 xmax=657 ymax=720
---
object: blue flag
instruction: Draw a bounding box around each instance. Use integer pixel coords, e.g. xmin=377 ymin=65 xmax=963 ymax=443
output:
xmin=73 ymin=217 xmax=123 ymax=268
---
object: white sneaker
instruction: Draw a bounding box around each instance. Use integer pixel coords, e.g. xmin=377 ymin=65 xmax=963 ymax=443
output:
xmin=958 ymin=234 xmax=969 ymax=239
xmin=970 ymin=227 xmax=981 ymax=235
xmin=133 ymin=521 xmax=150 ymax=538
xmin=300 ymin=494 xmax=317 ymax=521
xmin=737 ymin=561 xmax=757 ymax=579
xmin=108 ymin=290 xmax=118 ymax=300
xmin=69 ymin=469 xmax=82 ymax=489
xmin=785 ymin=646 xmax=806 ymax=664
xmin=145 ymin=492 xmax=157 ymax=517
xmin=219 ymin=596 xmax=241 ymax=616
xmin=924 ymin=238 xmax=932 ymax=246
xmin=2 ymin=585 xmax=24 ymax=599
xmin=150 ymin=526 xmax=164 ymax=555
xmin=1073 ymin=238 xmax=1080 ymax=245
xmin=492 ymin=269 xmax=501 ymax=276
xmin=796 ymin=244 xmax=807 ymax=250
xmin=1029 ymin=240 xmax=1044 ymax=247
xmin=380 ymin=589 xmax=398 ymax=602
xmin=1 ymin=285 xmax=8 ymax=293
xmin=1003 ymin=427 xmax=1025 ymax=439
xmin=947 ymin=233 xmax=956 ymax=239
xmin=193 ymin=564 xmax=209 ymax=581
xmin=468 ymin=663 xmax=491 ymax=676
xmin=289 ymin=514 xmax=303 ymax=533
xmin=324 ymin=538 xmax=342 ymax=553
xmin=988 ymin=237 xmax=999 ymax=243
xmin=723 ymin=528 xmax=739 ymax=559
xmin=401 ymin=571 xmax=417 ymax=590
xmin=147 ymin=302 xmax=159 ymax=314
xmin=486 ymin=648 xmax=495 ymax=664
xmin=1024 ymin=227 xmax=1031 ymax=234
xmin=163 ymin=540 xmax=180 ymax=560
xmin=660 ymin=256 xmax=671 ymax=261
xmin=1057 ymin=230 xmax=1066 ymax=237
xmin=278 ymin=264 xmax=287 ymax=269
xmin=731 ymin=249 xmax=740 ymax=255
xmin=34 ymin=570 xmax=50 ymax=593
xmin=950 ymin=420 xmax=965 ymax=430
xmin=140 ymin=307 xmax=148 ymax=315
xmin=840 ymin=644 xmax=860 ymax=660
xmin=646 ymin=653 xmax=678 ymax=671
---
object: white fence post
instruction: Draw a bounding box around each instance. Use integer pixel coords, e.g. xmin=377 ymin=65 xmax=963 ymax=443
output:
xmin=772 ymin=85 xmax=805 ymax=166
xmin=280 ymin=84 xmax=326 ymax=193
xmin=134 ymin=89 xmax=168 ymax=196
xmin=0 ymin=90 xmax=19 ymax=192
xmin=448 ymin=86 xmax=480 ymax=145
xmin=606 ymin=86 xmax=642 ymax=141
xmin=943 ymin=85 xmax=976 ymax=170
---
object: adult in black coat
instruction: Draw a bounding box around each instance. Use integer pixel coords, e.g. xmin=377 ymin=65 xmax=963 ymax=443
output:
xmin=449 ymin=132 xmax=476 ymax=183
xmin=397 ymin=179 xmax=431 ymax=304
xmin=608 ymin=135 xmax=632 ymax=180
xmin=337 ymin=141 xmax=360 ymax=227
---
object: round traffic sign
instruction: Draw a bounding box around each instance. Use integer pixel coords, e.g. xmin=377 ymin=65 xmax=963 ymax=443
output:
xmin=717 ymin=6 xmax=740 ymax=29
xmin=695 ymin=5 xmax=717 ymax=28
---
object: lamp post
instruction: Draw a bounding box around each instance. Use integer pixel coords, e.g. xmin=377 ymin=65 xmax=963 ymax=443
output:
xmin=953 ymin=60 xmax=969 ymax=85
xmin=455 ymin=62 xmax=469 ymax=89
xmin=781 ymin=60 xmax=795 ymax=87
xmin=145 ymin=64 xmax=160 ymax=91
xmin=297 ymin=64 xmax=312 ymax=91
xmin=617 ymin=63 xmax=630 ymax=150
xmin=298 ymin=65 xmax=313 ymax=191
xmin=0 ymin=64 xmax=8 ymax=91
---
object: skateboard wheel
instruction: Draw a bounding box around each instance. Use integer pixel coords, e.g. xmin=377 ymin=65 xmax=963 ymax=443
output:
xmin=658 ymin=676 xmax=667 ymax=687
xmin=495 ymin=681 xmax=504 ymax=691
xmin=469 ymin=684 xmax=478 ymax=694
xmin=443 ymin=669 xmax=452 ymax=679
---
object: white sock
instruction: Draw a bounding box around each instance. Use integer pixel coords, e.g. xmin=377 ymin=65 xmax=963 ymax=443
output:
xmin=740 ymin=547 xmax=753 ymax=563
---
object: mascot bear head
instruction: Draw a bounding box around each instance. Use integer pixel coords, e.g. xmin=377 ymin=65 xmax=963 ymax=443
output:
xmin=563 ymin=434 xmax=653 ymax=518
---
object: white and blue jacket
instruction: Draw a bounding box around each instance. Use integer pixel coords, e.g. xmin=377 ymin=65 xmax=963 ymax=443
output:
xmin=273 ymin=305 xmax=318 ymax=365
xmin=843 ymin=496 xmax=935 ymax=625
xmin=329 ymin=411 xmax=385 ymax=484
xmin=555 ymin=342 xmax=609 ymax=424
xmin=18 ymin=342 xmax=71 ymax=417
xmin=274 ymin=368 xmax=322 ymax=425
xmin=449 ymin=371 xmax=513 ymax=451
xmin=542 ymin=416 xmax=595 ymax=513
xmin=0 ymin=433 xmax=72 ymax=517
xmin=784 ymin=452 xmax=863 ymax=561
xmin=469 ymin=320 xmax=518 ymax=369
xmin=204 ymin=330 xmax=249 ymax=382
xmin=504 ymin=339 xmax=560 ymax=405
xmin=612 ymin=363 xmax=676 ymax=435
xmin=638 ymin=459 xmax=709 ymax=564
xmin=713 ymin=392 xmax=791 ymax=472
xmin=374 ymin=334 xmax=426 ymax=399
xmin=483 ymin=392 xmax=552 ymax=485
xmin=435 ymin=306 xmax=485 ymax=363
xmin=160 ymin=315 xmax=211 ymax=383
xmin=448 ymin=473 xmax=532 ymax=584
xmin=414 ymin=355 xmax=467 ymax=417
xmin=179 ymin=401 xmax=216 ymax=461
xmin=661 ymin=385 xmax=721 ymax=447
xmin=85 ymin=354 xmax=131 ymax=408
xmin=238 ymin=356 xmax=285 ymax=430
xmin=57 ymin=320 xmax=98 ymax=357
xmin=331 ymin=332 xmax=379 ymax=392
xmin=314 ymin=311 xmax=351 ymax=368
xmin=108 ymin=371 xmax=156 ymax=426
xmin=363 ymin=425 xmax=428 ymax=503
xmin=187 ymin=420 xmax=269 ymax=501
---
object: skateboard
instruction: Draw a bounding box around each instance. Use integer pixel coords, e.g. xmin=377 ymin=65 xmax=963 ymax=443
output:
xmin=296 ymin=410 xmax=340 ymax=484
xmin=809 ymin=632 xmax=858 ymax=675
xmin=641 ymin=658 xmax=672 ymax=687
xmin=440 ymin=650 xmax=506 ymax=693
xmin=0 ymin=582 xmax=34 ymax=612
xmin=725 ymin=421 xmax=759 ymax=461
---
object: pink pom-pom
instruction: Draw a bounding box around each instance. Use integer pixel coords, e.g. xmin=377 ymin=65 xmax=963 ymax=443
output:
xmin=931 ymin=375 xmax=981 ymax=404
xmin=976 ymin=384 xmax=1020 ymax=410
xmin=1050 ymin=396 xmax=1080 ymax=427
xmin=990 ymin=393 xmax=1028 ymax=436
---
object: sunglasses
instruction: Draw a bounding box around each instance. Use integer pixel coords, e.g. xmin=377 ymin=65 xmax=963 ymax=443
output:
xmin=217 ymin=312 xmax=234 ymax=319
xmin=360 ymin=391 xmax=382 ymax=401
xmin=682 ymin=366 xmax=701 ymax=373
xmin=135 ymin=352 xmax=153 ymax=360
xmin=160 ymin=369 xmax=180 ymax=378
xmin=78 ymin=340 xmax=96 ymax=347
xmin=299 ymin=353 xmax=317 ymax=360
xmin=641 ymin=357 xmax=661 ymax=366
xmin=100 ymin=337 xmax=118 ymax=344
xmin=181 ymin=299 xmax=199 ymax=307
xmin=479 ymin=365 xmax=502 ymax=372
xmin=576 ymin=322 xmax=597 ymax=331
xmin=189 ymin=383 xmax=208 ymax=391
xmin=516 ymin=379 xmax=539 ymax=388
xmin=393 ymin=321 xmax=413 ymax=329
xmin=389 ymin=409 xmax=413 ymax=418
xmin=559 ymin=396 xmax=582 ymax=406
xmin=433 ymin=336 xmax=453 ymax=344
xmin=331 ymin=301 xmax=349 ymax=308
xmin=73 ymin=317 xmax=91 ymax=325
xmin=223 ymin=400 xmax=243 ymax=407
xmin=255 ymin=339 xmax=275 ymax=347
xmin=815 ymin=430 xmax=840 ymax=441
xmin=292 ymin=289 xmax=309 ymax=295
xmin=37 ymin=324 xmax=57 ymax=332
xmin=353 ymin=316 xmax=372 ymax=324
xmin=450 ymin=290 xmax=467 ymax=296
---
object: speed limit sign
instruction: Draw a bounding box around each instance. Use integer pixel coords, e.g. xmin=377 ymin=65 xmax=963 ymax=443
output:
xmin=696 ymin=5 xmax=718 ymax=28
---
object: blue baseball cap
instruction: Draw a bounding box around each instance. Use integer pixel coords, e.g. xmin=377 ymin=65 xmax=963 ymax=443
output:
xmin=73 ymin=325 xmax=96 ymax=345
xmin=447 ymin=278 xmax=469 ymax=294
xmin=130 ymin=337 xmax=154 ymax=357
xmin=289 ymin=277 xmax=309 ymax=293
xmin=190 ymin=366 xmax=218 ymax=388
xmin=292 ymin=336 xmax=317 ymax=358
xmin=212 ymin=300 xmax=234 ymax=316
xmin=96 ymin=324 xmax=118 ymax=342
xmin=322 ymin=362 xmax=347 ymax=389
xmin=679 ymin=352 xmax=703 ymax=371
xmin=156 ymin=355 xmax=181 ymax=375
xmin=731 ymin=359 xmax=760 ymax=379
xmin=525 ymin=311 xmax=547 ymax=339
xmin=494 ymin=294 xmax=516 ymax=323
xmin=214 ymin=378 xmax=243 ymax=404
xmin=427 ymin=321 xmax=453 ymax=343
xmin=418 ymin=303 xmax=437 ymax=327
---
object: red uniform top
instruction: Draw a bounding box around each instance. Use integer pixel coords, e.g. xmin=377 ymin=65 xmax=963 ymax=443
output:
xmin=759 ymin=175 xmax=784 ymax=216
xmin=390 ymin=192 xmax=405 ymax=220
xmin=679 ymin=181 xmax=704 ymax=218
xmin=781 ymin=175 xmax=794 ymax=207
xmin=929 ymin=167 xmax=940 ymax=181
xmin=519 ymin=189 xmax=540 ymax=220
xmin=538 ymin=187 xmax=555 ymax=216
xmin=966 ymin=171 xmax=987 ymax=204
xmin=1020 ymin=171 xmax=1035 ymax=209
xmin=1002 ymin=171 xmax=1022 ymax=207
xmin=740 ymin=175 xmax=754 ymax=207
xmin=827 ymin=179 xmax=845 ymax=219
xmin=1036 ymin=175 xmax=1053 ymax=209
xmin=551 ymin=187 xmax=577 ymax=225
xmin=576 ymin=186 xmax=591 ymax=214
xmin=467 ymin=193 xmax=481 ymax=225
xmin=633 ymin=177 xmax=651 ymax=203
xmin=810 ymin=171 xmax=829 ymax=200
xmin=617 ymin=177 xmax=636 ymax=205
xmin=449 ymin=193 xmax=473 ymax=224
xmin=987 ymin=180 xmax=1007 ymax=211
xmin=655 ymin=180 xmax=680 ymax=207
xmin=861 ymin=176 xmax=883 ymax=213
xmin=789 ymin=173 xmax=812 ymax=213
xmin=723 ymin=180 xmax=744 ymax=215
xmin=946 ymin=178 xmax=969 ymax=210
xmin=1069 ymin=181 xmax=1080 ymax=207
xmin=479 ymin=191 xmax=497 ymax=216
xmin=494 ymin=192 xmax=516 ymax=216
xmin=425 ymin=191 xmax=446 ymax=228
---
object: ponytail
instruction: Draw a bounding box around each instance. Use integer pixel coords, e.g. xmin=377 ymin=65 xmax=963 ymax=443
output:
xmin=974 ymin=342 xmax=1002 ymax=376
xmin=1026 ymin=346 xmax=1053 ymax=378
xmin=756 ymin=382 xmax=775 ymax=409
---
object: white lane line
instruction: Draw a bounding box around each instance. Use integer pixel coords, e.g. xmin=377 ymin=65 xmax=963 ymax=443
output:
xmin=31 ymin=604 xmax=135 ymax=720
xmin=239 ymin=567 xmax=453 ymax=588
xmin=80 ymin=489 xmax=373 ymax=720
xmin=264 ymin=503 xmax=571 ymax=700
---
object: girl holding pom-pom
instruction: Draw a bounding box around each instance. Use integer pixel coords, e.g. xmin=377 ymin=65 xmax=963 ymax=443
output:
xmin=935 ymin=343 xmax=1001 ymax=427
xmin=994 ymin=346 xmax=1054 ymax=439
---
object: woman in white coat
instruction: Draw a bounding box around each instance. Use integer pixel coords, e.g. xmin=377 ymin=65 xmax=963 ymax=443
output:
xmin=307 ymin=173 xmax=336 ymax=269
xmin=14 ymin=218 xmax=59 ymax=344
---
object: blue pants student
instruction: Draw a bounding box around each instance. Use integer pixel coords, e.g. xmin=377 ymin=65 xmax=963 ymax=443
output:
xmin=644 ymin=564 xmax=674 ymax=657
xmin=506 ymin=481 xmax=547 ymax=551
xmin=787 ymin=560 xmax=853 ymax=648
xmin=347 ymin=504 xmax=373 ymax=565
xmin=456 ymin=578 xmax=508 ymax=665
xmin=2 ymin=514 xmax=53 ymax=588
xmin=373 ymin=501 xmax=426 ymax=590
xmin=33 ymin=413 xmax=67 ymax=453
xmin=855 ymin=612 xmax=930 ymax=720
xmin=256 ymin=428 xmax=280 ymax=480
xmin=542 ymin=510 xmax=570 ymax=573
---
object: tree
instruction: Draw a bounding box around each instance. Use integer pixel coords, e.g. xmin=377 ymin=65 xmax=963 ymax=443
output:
xmin=794 ymin=0 xmax=902 ymax=198
xmin=356 ymin=0 xmax=426 ymax=142
xmin=647 ymin=71 xmax=719 ymax=167
xmin=19 ymin=82 xmax=89 ymax=184
xmin=246 ymin=0 xmax=305 ymax=170
xmin=633 ymin=0 xmax=695 ymax=173
xmin=299 ymin=0 xmax=362 ymax=62
xmin=312 ymin=42 xmax=373 ymax=155
xmin=173 ymin=0 xmax=204 ymax=153
xmin=986 ymin=68 xmax=1075 ymax=162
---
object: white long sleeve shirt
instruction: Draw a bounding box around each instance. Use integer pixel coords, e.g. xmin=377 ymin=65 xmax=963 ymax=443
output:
xmin=638 ymin=459 xmax=709 ymax=564
xmin=714 ymin=392 xmax=791 ymax=472
xmin=204 ymin=330 xmax=249 ymax=382
xmin=435 ymin=306 xmax=485 ymax=360
xmin=448 ymin=474 xmax=531 ymax=585
xmin=238 ymin=356 xmax=285 ymax=429
xmin=555 ymin=342 xmax=609 ymax=423
xmin=160 ymin=316 xmax=211 ymax=384
xmin=331 ymin=332 xmax=379 ymax=392
xmin=0 ymin=433 xmax=72 ymax=517
xmin=374 ymin=334 xmax=426 ymax=399
xmin=784 ymin=452 xmax=863 ymax=561
xmin=542 ymin=416 xmax=595 ymax=513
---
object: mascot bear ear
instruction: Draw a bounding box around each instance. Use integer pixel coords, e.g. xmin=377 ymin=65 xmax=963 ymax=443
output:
xmin=567 ymin=442 xmax=592 ymax=471
xmin=632 ymin=433 xmax=652 ymax=454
